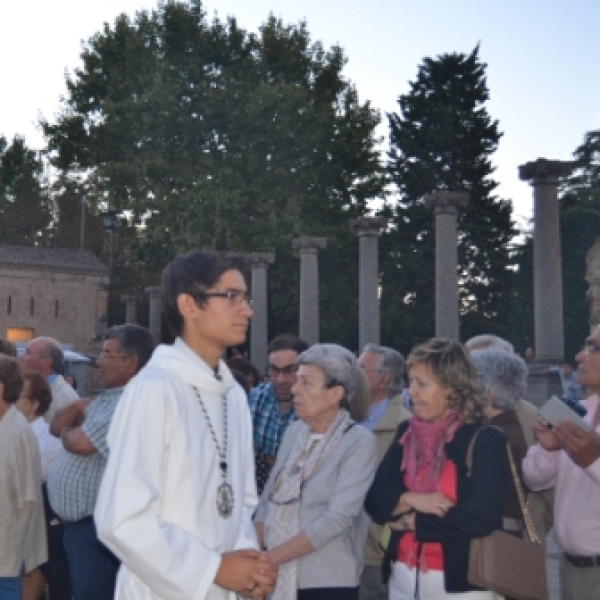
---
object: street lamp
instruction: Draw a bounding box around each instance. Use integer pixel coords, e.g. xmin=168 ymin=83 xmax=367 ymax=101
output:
xmin=102 ymin=204 xmax=119 ymax=271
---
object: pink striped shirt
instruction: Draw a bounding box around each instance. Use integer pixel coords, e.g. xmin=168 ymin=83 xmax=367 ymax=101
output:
xmin=522 ymin=394 xmax=600 ymax=555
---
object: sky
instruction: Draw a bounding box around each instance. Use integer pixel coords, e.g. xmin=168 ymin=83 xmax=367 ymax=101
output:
xmin=1 ymin=0 xmax=599 ymax=231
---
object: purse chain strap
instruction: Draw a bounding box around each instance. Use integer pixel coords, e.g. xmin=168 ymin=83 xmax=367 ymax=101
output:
xmin=505 ymin=441 xmax=542 ymax=544
xmin=466 ymin=426 xmax=542 ymax=545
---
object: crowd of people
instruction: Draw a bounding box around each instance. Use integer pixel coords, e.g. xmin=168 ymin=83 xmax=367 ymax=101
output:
xmin=1 ymin=249 xmax=599 ymax=600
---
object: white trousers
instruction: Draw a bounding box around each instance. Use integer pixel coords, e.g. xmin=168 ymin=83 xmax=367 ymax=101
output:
xmin=389 ymin=562 xmax=496 ymax=600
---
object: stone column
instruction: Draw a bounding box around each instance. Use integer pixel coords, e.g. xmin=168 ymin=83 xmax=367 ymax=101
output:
xmin=292 ymin=237 xmax=327 ymax=346
xmin=121 ymin=294 xmax=141 ymax=324
xmin=250 ymin=253 xmax=275 ymax=375
xmin=349 ymin=217 xmax=388 ymax=351
xmin=424 ymin=191 xmax=469 ymax=341
xmin=519 ymin=159 xmax=575 ymax=364
xmin=145 ymin=286 xmax=162 ymax=344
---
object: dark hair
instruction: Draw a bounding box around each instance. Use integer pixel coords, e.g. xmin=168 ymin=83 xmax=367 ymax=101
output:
xmin=268 ymin=334 xmax=308 ymax=357
xmin=0 ymin=356 xmax=23 ymax=404
xmin=0 ymin=340 xmax=17 ymax=357
xmin=407 ymin=337 xmax=487 ymax=423
xmin=23 ymin=370 xmax=53 ymax=416
xmin=161 ymin=251 xmax=248 ymax=337
xmin=230 ymin=369 xmax=251 ymax=395
xmin=227 ymin=357 xmax=260 ymax=388
xmin=105 ymin=324 xmax=156 ymax=372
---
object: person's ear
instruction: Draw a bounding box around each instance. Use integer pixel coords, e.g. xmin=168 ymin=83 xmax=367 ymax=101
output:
xmin=330 ymin=384 xmax=345 ymax=407
xmin=379 ymin=371 xmax=391 ymax=391
xmin=127 ymin=354 xmax=140 ymax=375
xmin=177 ymin=293 xmax=201 ymax=319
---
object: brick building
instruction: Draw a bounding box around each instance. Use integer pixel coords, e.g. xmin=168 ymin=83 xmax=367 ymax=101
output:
xmin=0 ymin=246 xmax=110 ymax=355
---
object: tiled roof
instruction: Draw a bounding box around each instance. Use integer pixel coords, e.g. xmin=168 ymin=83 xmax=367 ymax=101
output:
xmin=0 ymin=246 xmax=109 ymax=274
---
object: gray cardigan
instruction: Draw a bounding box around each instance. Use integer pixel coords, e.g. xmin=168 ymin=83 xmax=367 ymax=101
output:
xmin=255 ymin=418 xmax=378 ymax=589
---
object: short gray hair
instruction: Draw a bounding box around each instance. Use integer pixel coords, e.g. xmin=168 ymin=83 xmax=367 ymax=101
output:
xmin=362 ymin=343 xmax=406 ymax=397
xmin=298 ymin=344 xmax=358 ymax=412
xmin=106 ymin=324 xmax=155 ymax=372
xmin=465 ymin=334 xmax=514 ymax=354
xmin=471 ymin=348 xmax=527 ymax=411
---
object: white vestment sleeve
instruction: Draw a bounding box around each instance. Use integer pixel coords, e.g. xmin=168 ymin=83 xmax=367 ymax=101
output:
xmin=94 ymin=377 xmax=221 ymax=600
xmin=233 ymin=398 xmax=259 ymax=551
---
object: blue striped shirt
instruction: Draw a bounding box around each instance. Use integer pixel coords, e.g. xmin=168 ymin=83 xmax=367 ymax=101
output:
xmin=249 ymin=382 xmax=296 ymax=457
xmin=47 ymin=386 xmax=124 ymax=521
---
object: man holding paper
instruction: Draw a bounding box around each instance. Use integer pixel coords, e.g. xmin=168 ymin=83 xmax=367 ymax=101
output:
xmin=523 ymin=326 xmax=600 ymax=600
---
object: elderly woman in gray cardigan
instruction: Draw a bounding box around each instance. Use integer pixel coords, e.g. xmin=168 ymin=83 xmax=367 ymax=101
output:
xmin=254 ymin=344 xmax=378 ymax=600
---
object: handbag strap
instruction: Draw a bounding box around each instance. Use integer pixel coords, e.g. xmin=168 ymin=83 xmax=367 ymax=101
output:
xmin=505 ymin=441 xmax=542 ymax=544
xmin=465 ymin=426 xmax=542 ymax=545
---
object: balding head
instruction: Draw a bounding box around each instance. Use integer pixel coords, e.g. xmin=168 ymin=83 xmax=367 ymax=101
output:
xmin=21 ymin=337 xmax=64 ymax=376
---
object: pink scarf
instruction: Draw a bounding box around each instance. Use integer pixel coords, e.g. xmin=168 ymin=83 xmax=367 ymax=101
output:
xmin=400 ymin=412 xmax=463 ymax=492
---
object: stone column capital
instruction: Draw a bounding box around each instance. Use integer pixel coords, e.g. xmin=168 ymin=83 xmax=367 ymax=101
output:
xmin=424 ymin=191 xmax=469 ymax=215
xmin=121 ymin=294 xmax=142 ymax=303
xmin=519 ymin=158 xmax=576 ymax=185
xmin=349 ymin=217 xmax=389 ymax=237
xmin=249 ymin=252 xmax=275 ymax=269
xmin=292 ymin=237 xmax=327 ymax=254
xmin=145 ymin=286 xmax=162 ymax=298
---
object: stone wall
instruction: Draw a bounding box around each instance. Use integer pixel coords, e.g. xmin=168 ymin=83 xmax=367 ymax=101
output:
xmin=0 ymin=266 xmax=109 ymax=355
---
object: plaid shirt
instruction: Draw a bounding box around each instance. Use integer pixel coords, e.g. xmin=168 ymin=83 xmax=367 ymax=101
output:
xmin=47 ymin=386 xmax=124 ymax=521
xmin=249 ymin=382 xmax=296 ymax=457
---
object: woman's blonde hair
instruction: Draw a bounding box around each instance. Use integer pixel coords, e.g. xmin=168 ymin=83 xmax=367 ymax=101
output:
xmin=407 ymin=337 xmax=487 ymax=423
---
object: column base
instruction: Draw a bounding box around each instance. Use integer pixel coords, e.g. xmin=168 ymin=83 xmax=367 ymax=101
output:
xmin=525 ymin=366 xmax=562 ymax=408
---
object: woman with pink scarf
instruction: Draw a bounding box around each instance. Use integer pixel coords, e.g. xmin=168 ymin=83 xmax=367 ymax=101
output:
xmin=365 ymin=338 xmax=508 ymax=600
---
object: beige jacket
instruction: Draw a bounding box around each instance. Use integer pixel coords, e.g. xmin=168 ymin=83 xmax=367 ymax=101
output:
xmin=364 ymin=394 xmax=412 ymax=567
xmin=0 ymin=406 xmax=47 ymax=575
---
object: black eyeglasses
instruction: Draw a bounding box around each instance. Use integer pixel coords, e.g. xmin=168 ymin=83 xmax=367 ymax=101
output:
xmin=267 ymin=364 xmax=299 ymax=379
xmin=583 ymin=341 xmax=600 ymax=355
xmin=194 ymin=290 xmax=253 ymax=307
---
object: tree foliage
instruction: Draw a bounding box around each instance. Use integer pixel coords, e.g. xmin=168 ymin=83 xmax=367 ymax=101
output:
xmin=0 ymin=135 xmax=51 ymax=245
xmin=42 ymin=1 xmax=385 ymax=345
xmin=558 ymin=131 xmax=600 ymax=360
xmin=380 ymin=46 xmax=517 ymax=353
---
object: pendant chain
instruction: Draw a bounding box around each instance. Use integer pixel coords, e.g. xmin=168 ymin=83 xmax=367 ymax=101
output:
xmin=191 ymin=385 xmax=234 ymax=518
xmin=192 ymin=386 xmax=228 ymax=475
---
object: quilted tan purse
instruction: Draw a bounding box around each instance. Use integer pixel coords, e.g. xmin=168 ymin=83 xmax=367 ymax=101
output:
xmin=467 ymin=429 xmax=549 ymax=600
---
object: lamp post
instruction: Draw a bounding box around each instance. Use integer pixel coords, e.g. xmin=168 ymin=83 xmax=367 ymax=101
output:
xmin=102 ymin=204 xmax=119 ymax=271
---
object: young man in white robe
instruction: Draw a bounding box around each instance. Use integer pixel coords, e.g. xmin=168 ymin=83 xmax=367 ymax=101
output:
xmin=94 ymin=251 xmax=277 ymax=600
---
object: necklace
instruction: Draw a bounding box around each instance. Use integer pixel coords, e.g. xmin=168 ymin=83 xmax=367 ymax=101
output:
xmin=191 ymin=386 xmax=234 ymax=518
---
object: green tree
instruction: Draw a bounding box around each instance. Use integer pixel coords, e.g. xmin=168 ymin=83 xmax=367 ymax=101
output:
xmin=42 ymin=1 xmax=384 ymax=345
xmin=505 ymin=236 xmax=534 ymax=355
xmin=559 ymin=130 xmax=600 ymax=361
xmin=380 ymin=46 xmax=517 ymax=353
xmin=0 ymin=135 xmax=51 ymax=244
